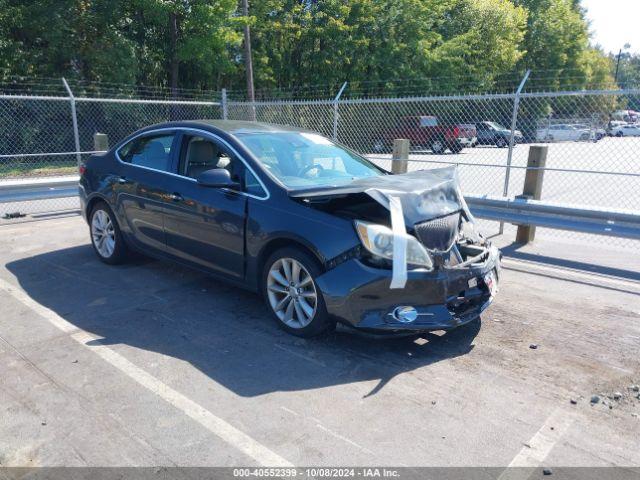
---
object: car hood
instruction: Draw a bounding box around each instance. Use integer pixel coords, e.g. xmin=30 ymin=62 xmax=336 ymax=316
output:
xmin=289 ymin=166 xmax=467 ymax=224
xmin=500 ymin=129 xmax=521 ymax=136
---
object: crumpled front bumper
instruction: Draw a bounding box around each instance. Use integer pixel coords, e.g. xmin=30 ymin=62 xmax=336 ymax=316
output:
xmin=315 ymin=245 xmax=501 ymax=332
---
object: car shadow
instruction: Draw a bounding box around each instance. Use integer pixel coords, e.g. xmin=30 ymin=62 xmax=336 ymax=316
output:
xmin=501 ymin=242 xmax=640 ymax=282
xmin=6 ymin=245 xmax=480 ymax=398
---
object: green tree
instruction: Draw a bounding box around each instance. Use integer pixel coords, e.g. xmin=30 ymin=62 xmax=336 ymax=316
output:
xmin=431 ymin=0 xmax=528 ymax=90
xmin=0 ymin=0 xmax=137 ymax=83
xmin=0 ymin=0 xmax=618 ymax=97
xmin=240 ymin=0 xmax=452 ymax=96
xmin=125 ymin=0 xmax=241 ymax=92
xmin=514 ymin=0 xmax=614 ymax=90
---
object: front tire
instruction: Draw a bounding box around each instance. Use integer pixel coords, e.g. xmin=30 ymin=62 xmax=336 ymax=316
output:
xmin=373 ymin=139 xmax=389 ymax=153
xmin=262 ymin=247 xmax=335 ymax=337
xmin=90 ymin=202 xmax=128 ymax=265
xmin=495 ymin=137 xmax=507 ymax=148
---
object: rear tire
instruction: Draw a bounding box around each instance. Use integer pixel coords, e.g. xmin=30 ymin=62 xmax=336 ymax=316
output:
xmin=430 ymin=139 xmax=446 ymax=154
xmin=495 ymin=137 xmax=507 ymax=148
xmin=262 ymin=247 xmax=335 ymax=337
xmin=90 ymin=201 xmax=128 ymax=265
xmin=449 ymin=142 xmax=463 ymax=154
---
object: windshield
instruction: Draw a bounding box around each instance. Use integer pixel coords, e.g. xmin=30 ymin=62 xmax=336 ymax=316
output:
xmin=236 ymin=131 xmax=384 ymax=189
xmin=487 ymin=121 xmax=507 ymax=130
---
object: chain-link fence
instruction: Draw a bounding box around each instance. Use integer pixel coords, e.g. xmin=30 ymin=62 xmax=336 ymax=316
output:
xmin=2 ymin=79 xmax=639 ymax=249
xmin=0 ymin=86 xmax=221 ymax=217
xmin=225 ymin=88 xmax=640 ymax=246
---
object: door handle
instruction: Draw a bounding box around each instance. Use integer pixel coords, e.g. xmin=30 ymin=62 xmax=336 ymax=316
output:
xmin=117 ymin=176 xmax=128 ymax=184
xmin=169 ymin=193 xmax=183 ymax=202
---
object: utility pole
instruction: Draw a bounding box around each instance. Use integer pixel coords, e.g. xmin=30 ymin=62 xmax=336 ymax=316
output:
xmin=169 ymin=11 xmax=179 ymax=99
xmin=242 ymin=0 xmax=256 ymax=120
xmin=615 ymin=43 xmax=631 ymax=84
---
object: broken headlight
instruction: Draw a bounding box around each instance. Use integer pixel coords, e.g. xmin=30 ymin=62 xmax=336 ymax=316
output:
xmin=354 ymin=220 xmax=433 ymax=269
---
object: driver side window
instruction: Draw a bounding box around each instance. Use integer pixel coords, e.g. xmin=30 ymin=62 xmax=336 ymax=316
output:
xmin=178 ymin=134 xmax=267 ymax=198
xmin=179 ymin=136 xmax=240 ymax=181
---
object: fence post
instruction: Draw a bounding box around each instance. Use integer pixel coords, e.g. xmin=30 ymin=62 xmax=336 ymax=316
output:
xmin=221 ymin=88 xmax=228 ymax=120
xmin=500 ymin=70 xmax=530 ymax=234
xmin=93 ymin=133 xmax=109 ymax=152
xmin=61 ymin=78 xmax=81 ymax=167
xmin=391 ymin=139 xmax=409 ymax=174
xmin=515 ymin=145 xmax=548 ymax=244
xmin=332 ymin=82 xmax=348 ymax=141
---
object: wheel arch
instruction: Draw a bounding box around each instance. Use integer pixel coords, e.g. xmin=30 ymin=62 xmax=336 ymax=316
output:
xmin=255 ymin=236 xmax=326 ymax=290
xmin=85 ymin=194 xmax=111 ymax=223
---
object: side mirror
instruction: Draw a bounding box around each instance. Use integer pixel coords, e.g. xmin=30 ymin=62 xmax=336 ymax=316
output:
xmin=196 ymin=168 xmax=240 ymax=189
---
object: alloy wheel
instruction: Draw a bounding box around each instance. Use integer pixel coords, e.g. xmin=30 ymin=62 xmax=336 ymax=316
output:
xmin=91 ymin=209 xmax=116 ymax=258
xmin=267 ymin=257 xmax=317 ymax=329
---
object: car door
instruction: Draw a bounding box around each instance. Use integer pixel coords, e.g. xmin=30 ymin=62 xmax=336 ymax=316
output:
xmin=398 ymin=117 xmax=420 ymax=145
xmin=477 ymin=123 xmax=492 ymax=143
xmin=557 ymin=125 xmax=571 ymax=141
xmin=162 ymin=131 xmax=253 ymax=278
xmin=568 ymin=126 xmax=581 ymax=141
xmin=626 ymin=125 xmax=640 ymax=136
xmin=115 ymin=131 xmax=179 ymax=254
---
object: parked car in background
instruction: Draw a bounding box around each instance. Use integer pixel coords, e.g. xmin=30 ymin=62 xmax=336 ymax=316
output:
xmin=473 ymin=121 xmax=523 ymax=148
xmin=80 ymin=120 xmax=500 ymax=337
xmin=612 ymin=109 xmax=640 ymax=123
xmin=572 ymin=124 xmax=606 ymax=141
xmin=373 ymin=115 xmax=477 ymax=154
xmin=610 ymin=123 xmax=640 ymax=137
xmin=607 ymin=120 xmax=627 ymax=135
xmin=536 ymin=124 xmax=591 ymax=142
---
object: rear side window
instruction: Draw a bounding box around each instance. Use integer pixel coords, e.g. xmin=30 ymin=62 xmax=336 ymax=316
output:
xmin=118 ymin=133 xmax=176 ymax=172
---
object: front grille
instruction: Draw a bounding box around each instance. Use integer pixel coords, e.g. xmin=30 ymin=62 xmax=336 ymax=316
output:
xmin=414 ymin=212 xmax=460 ymax=252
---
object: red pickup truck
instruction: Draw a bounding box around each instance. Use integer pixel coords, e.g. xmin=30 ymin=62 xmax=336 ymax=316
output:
xmin=373 ymin=116 xmax=477 ymax=154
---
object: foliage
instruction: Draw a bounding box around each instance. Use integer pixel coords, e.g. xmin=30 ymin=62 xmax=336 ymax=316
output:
xmin=0 ymin=0 xmax=620 ymax=96
xmin=513 ymin=0 xmax=616 ymax=91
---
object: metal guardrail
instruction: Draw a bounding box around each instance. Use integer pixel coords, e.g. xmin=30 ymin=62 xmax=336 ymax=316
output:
xmin=2 ymin=177 xmax=639 ymax=241
xmin=0 ymin=176 xmax=79 ymax=203
xmin=466 ymin=195 xmax=640 ymax=240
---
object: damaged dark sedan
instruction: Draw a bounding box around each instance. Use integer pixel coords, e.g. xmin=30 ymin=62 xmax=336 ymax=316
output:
xmin=79 ymin=120 xmax=500 ymax=337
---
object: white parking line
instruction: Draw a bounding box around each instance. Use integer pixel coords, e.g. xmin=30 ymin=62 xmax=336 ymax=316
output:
xmin=507 ymin=408 xmax=575 ymax=467
xmin=0 ymin=277 xmax=293 ymax=467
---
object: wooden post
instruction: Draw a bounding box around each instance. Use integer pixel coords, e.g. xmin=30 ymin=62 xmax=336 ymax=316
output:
xmin=93 ymin=133 xmax=109 ymax=152
xmin=516 ymin=145 xmax=548 ymax=244
xmin=391 ymin=138 xmax=409 ymax=174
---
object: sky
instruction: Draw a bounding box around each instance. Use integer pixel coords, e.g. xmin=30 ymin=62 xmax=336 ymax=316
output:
xmin=582 ymin=0 xmax=639 ymax=54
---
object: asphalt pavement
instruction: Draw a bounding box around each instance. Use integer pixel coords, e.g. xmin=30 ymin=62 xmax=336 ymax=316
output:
xmin=0 ymin=215 xmax=639 ymax=468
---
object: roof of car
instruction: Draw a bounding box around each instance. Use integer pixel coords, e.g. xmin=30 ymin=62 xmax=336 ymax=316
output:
xmin=144 ymin=120 xmax=308 ymax=135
